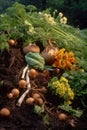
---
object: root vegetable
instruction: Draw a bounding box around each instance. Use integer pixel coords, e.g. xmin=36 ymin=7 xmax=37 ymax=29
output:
xmin=58 ymin=113 xmax=68 ymax=121
xmin=23 ymin=43 xmax=40 ymax=54
xmin=11 ymin=88 xmax=20 ymax=97
xmin=26 ymin=97 xmax=35 ymax=105
xmin=0 ymin=108 xmax=10 ymax=117
xmin=21 ymin=65 xmax=28 ymax=79
xmin=29 ymin=69 xmax=38 ymax=78
xmin=18 ymin=79 xmax=27 ymax=89
xmin=41 ymin=39 xmax=59 ymax=64
xmin=32 ymin=93 xmax=41 ymax=100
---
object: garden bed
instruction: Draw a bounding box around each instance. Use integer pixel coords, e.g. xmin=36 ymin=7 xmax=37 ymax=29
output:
xmin=0 ymin=2 xmax=87 ymax=130
xmin=0 ymin=45 xmax=87 ymax=130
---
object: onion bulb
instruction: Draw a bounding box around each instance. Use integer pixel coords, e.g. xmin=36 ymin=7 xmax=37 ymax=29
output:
xmin=23 ymin=43 xmax=40 ymax=54
xmin=41 ymin=39 xmax=59 ymax=64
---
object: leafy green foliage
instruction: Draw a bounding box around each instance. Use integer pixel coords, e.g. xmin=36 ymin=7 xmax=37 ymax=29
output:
xmin=34 ymin=105 xmax=45 ymax=115
xmin=63 ymin=70 xmax=87 ymax=96
xmin=0 ymin=2 xmax=87 ymax=72
xmin=58 ymin=103 xmax=83 ymax=118
xmin=62 ymin=70 xmax=87 ymax=107
xmin=0 ymin=34 xmax=9 ymax=52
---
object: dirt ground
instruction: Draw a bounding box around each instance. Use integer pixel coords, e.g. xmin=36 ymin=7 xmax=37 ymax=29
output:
xmin=0 ymin=43 xmax=87 ymax=130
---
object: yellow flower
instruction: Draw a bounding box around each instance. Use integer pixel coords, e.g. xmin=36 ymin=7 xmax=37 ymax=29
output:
xmin=60 ymin=76 xmax=68 ymax=83
xmin=66 ymin=100 xmax=72 ymax=105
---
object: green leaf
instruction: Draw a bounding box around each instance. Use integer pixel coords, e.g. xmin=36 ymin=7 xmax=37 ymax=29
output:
xmin=58 ymin=104 xmax=83 ymax=118
xmin=34 ymin=105 xmax=45 ymax=115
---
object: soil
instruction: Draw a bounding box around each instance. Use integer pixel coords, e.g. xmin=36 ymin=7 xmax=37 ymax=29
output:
xmin=0 ymin=43 xmax=87 ymax=130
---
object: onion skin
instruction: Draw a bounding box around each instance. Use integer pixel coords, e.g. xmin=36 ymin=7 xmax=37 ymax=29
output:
xmin=41 ymin=40 xmax=59 ymax=65
xmin=23 ymin=43 xmax=40 ymax=54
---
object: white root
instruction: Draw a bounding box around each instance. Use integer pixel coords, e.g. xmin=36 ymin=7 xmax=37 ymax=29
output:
xmin=21 ymin=65 xmax=28 ymax=79
xmin=16 ymin=67 xmax=31 ymax=107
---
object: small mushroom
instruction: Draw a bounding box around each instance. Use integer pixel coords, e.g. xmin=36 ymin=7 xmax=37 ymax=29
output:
xmin=0 ymin=108 xmax=10 ymax=117
xmin=18 ymin=79 xmax=27 ymax=89
xmin=11 ymin=88 xmax=20 ymax=97
xmin=26 ymin=97 xmax=35 ymax=105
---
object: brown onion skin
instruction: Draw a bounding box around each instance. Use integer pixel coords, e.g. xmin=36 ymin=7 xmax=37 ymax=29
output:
xmin=41 ymin=43 xmax=59 ymax=65
xmin=23 ymin=43 xmax=40 ymax=54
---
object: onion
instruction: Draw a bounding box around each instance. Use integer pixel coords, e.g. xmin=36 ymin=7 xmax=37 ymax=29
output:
xmin=23 ymin=43 xmax=40 ymax=54
xmin=41 ymin=39 xmax=59 ymax=64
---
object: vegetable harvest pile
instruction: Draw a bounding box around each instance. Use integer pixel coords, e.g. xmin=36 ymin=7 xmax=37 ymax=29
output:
xmin=0 ymin=2 xmax=87 ymax=129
